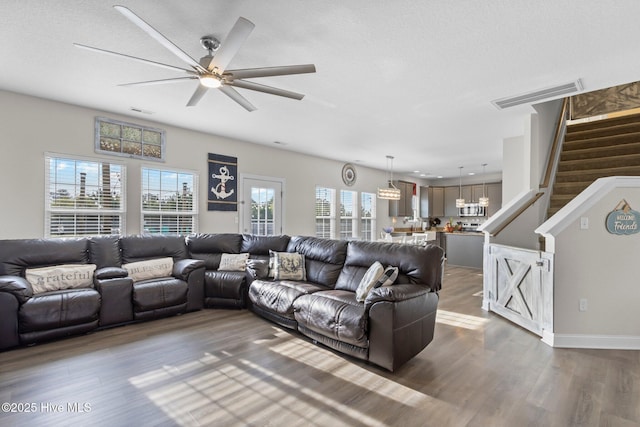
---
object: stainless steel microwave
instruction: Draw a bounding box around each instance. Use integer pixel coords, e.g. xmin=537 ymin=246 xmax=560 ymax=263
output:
xmin=458 ymin=203 xmax=485 ymax=217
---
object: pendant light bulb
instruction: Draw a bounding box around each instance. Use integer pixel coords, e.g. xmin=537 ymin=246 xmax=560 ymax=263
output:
xmin=455 ymin=166 xmax=465 ymax=208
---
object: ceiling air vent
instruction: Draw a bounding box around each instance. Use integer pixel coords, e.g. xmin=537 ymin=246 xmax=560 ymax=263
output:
xmin=491 ymin=79 xmax=583 ymax=109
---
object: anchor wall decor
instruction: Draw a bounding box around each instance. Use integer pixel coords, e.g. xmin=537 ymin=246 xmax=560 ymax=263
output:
xmin=208 ymin=153 xmax=238 ymax=211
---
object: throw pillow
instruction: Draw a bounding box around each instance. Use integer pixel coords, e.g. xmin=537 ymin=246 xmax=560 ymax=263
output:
xmin=25 ymin=264 xmax=97 ymax=294
xmin=122 ymin=257 xmax=174 ymax=282
xmin=373 ymin=266 xmax=399 ymax=288
xmin=219 ymin=253 xmax=250 ymax=271
xmin=355 ymin=261 xmax=385 ymax=302
xmin=271 ymin=251 xmax=307 ymax=281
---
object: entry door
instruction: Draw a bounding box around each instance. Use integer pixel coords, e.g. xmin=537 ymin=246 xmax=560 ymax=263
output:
xmin=242 ymin=177 xmax=283 ymax=235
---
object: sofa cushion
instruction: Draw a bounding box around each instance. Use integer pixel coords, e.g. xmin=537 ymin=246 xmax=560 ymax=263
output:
xmin=249 ymin=279 xmax=326 ymax=320
xmin=246 ymin=259 xmax=269 ymax=280
xmin=287 ymin=236 xmax=348 ymax=287
xmin=25 ymin=264 xmax=96 ymax=294
xmin=120 ymin=235 xmax=188 ymax=264
xmin=18 ymin=288 xmax=101 ymax=333
xmin=132 ymin=277 xmax=188 ymax=312
xmin=241 ymin=234 xmax=290 ymax=256
xmin=219 ymin=253 xmax=249 ymax=271
xmin=270 ymin=252 xmax=306 ymax=281
xmin=89 ymin=235 xmax=122 ymax=269
xmin=355 ymin=261 xmax=384 ymax=302
xmin=123 ymin=257 xmax=173 ymax=282
xmin=0 ymin=238 xmax=89 ymax=277
xmin=204 ymin=271 xmax=246 ymax=300
xmin=186 ymin=233 xmax=243 ymax=270
xmin=293 ymin=290 xmax=368 ymax=348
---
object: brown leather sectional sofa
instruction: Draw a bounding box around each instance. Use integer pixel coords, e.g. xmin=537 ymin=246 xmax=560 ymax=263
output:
xmin=0 ymin=233 xmax=444 ymax=371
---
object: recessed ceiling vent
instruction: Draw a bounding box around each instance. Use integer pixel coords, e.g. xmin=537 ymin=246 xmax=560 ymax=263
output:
xmin=491 ymin=79 xmax=583 ymax=109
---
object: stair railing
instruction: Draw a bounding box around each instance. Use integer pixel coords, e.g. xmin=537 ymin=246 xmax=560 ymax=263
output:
xmin=541 ymin=97 xmax=569 ymax=189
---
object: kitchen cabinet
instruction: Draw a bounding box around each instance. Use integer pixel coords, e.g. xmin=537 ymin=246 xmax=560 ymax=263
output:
xmin=419 ymin=186 xmax=444 ymax=218
xmin=389 ymin=180 xmax=415 ymax=217
xmin=444 ymin=186 xmax=460 ymax=217
xmin=444 ymin=182 xmax=503 ymax=217
xmin=444 ymin=233 xmax=483 ymax=269
xmin=486 ymin=183 xmax=502 ymax=217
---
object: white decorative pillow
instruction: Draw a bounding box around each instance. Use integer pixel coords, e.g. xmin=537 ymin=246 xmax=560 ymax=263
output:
xmin=26 ymin=264 xmax=97 ymax=294
xmin=373 ymin=266 xmax=399 ymax=288
xmin=123 ymin=257 xmax=174 ymax=282
xmin=219 ymin=253 xmax=249 ymax=271
xmin=356 ymin=261 xmax=384 ymax=302
xmin=271 ymin=251 xmax=307 ymax=281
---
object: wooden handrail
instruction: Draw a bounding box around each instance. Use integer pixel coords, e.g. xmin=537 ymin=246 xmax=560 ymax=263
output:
xmin=540 ymin=97 xmax=569 ymax=189
xmin=490 ymin=192 xmax=544 ymax=237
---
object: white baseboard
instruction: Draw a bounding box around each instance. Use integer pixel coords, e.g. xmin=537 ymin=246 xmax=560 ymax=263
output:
xmin=541 ymin=331 xmax=640 ymax=350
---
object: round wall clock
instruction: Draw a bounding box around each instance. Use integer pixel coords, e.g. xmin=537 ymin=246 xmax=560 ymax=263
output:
xmin=342 ymin=163 xmax=357 ymax=186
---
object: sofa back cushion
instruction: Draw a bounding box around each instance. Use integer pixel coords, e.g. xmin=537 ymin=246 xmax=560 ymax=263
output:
xmin=0 ymin=238 xmax=90 ymax=277
xmin=89 ymin=235 xmax=122 ymax=269
xmin=120 ymin=235 xmax=188 ymax=264
xmin=287 ymin=236 xmax=348 ymax=287
xmin=241 ymin=234 xmax=290 ymax=261
xmin=335 ymin=241 xmax=444 ymax=292
xmin=186 ymin=233 xmax=243 ymax=269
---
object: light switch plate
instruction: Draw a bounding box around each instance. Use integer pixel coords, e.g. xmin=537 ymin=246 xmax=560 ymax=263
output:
xmin=580 ymin=217 xmax=589 ymax=229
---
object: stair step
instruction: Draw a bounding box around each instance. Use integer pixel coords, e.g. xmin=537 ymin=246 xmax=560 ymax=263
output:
xmin=557 ymin=153 xmax=640 ymax=172
xmin=567 ymin=112 xmax=640 ymax=133
xmin=552 ymin=181 xmax=592 ymax=195
xmin=561 ymin=141 xmax=640 ymax=161
xmin=564 ymin=131 xmax=640 ymax=151
xmin=549 ymin=194 xmax=574 ymax=209
xmin=555 ymin=165 xmax=640 ymax=182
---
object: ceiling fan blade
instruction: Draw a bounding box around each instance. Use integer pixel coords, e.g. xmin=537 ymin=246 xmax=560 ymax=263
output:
xmin=208 ymin=17 xmax=255 ymax=72
xmin=228 ymin=79 xmax=305 ymax=100
xmin=73 ymin=43 xmax=196 ymax=74
xmin=186 ymin=85 xmax=209 ymax=107
xmin=219 ymin=85 xmax=257 ymax=112
xmin=114 ymin=5 xmax=207 ymax=73
xmin=224 ymin=64 xmax=316 ymax=80
xmin=119 ymin=77 xmax=198 ymax=87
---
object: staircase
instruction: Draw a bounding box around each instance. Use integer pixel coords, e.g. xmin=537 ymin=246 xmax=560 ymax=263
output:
xmin=548 ymin=111 xmax=640 ymax=218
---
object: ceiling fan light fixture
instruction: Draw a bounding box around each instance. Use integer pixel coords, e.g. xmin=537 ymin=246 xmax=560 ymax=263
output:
xmin=199 ymin=75 xmax=221 ymax=88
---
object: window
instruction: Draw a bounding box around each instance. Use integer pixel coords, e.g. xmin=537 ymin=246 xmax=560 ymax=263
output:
xmin=250 ymin=186 xmax=276 ymax=235
xmin=141 ymin=167 xmax=198 ymax=235
xmin=315 ymin=186 xmax=335 ymax=238
xmin=96 ymin=117 xmax=165 ymax=161
xmin=360 ymin=192 xmax=377 ymax=241
xmin=45 ymin=154 xmax=125 ymax=237
xmin=340 ymin=190 xmax=358 ymax=240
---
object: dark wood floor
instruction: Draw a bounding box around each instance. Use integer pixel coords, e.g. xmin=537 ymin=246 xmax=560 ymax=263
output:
xmin=1 ymin=266 xmax=639 ymax=426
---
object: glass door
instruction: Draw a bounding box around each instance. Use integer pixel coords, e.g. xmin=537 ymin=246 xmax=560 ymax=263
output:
xmin=242 ymin=177 xmax=283 ymax=235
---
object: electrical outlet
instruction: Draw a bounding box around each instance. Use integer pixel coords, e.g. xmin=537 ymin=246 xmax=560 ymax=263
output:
xmin=579 ymin=298 xmax=588 ymax=312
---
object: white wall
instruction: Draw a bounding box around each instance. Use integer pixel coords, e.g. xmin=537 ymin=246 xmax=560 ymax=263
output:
xmin=502 ymin=135 xmax=526 ymax=202
xmin=0 ymin=90 xmax=397 ymax=239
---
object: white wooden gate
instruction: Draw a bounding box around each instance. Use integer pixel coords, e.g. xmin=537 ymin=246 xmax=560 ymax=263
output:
xmin=484 ymin=244 xmax=553 ymax=336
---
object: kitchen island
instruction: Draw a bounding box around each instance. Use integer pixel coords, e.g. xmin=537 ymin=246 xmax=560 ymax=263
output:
xmin=442 ymin=232 xmax=484 ymax=269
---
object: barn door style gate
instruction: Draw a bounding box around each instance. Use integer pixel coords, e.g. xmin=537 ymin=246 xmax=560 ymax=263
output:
xmin=484 ymin=244 xmax=553 ymax=336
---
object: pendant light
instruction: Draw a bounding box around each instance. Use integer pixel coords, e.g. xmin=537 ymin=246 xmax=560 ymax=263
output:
xmin=377 ymin=155 xmax=401 ymax=200
xmin=479 ymin=163 xmax=489 ymax=207
xmin=455 ymin=166 xmax=465 ymax=208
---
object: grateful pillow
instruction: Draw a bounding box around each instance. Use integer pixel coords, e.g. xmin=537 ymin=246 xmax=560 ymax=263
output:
xmin=26 ymin=264 xmax=97 ymax=294
xmin=373 ymin=266 xmax=399 ymax=288
xmin=123 ymin=257 xmax=173 ymax=282
xmin=355 ymin=261 xmax=384 ymax=302
xmin=270 ymin=251 xmax=307 ymax=281
xmin=219 ymin=253 xmax=249 ymax=271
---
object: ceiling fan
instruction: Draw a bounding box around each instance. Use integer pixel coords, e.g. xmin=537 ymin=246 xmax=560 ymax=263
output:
xmin=74 ymin=5 xmax=316 ymax=111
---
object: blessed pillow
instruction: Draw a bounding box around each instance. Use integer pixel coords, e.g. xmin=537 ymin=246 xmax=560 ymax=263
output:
xmin=270 ymin=251 xmax=307 ymax=281
xmin=123 ymin=257 xmax=174 ymax=282
xmin=25 ymin=264 xmax=97 ymax=294
xmin=355 ymin=261 xmax=384 ymax=302
xmin=219 ymin=253 xmax=250 ymax=271
xmin=373 ymin=266 xmax=399 ymax=288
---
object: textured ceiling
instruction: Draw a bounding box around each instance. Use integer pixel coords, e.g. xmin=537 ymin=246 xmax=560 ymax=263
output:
xmin=2 ymin=0 xmax=640 ymax=178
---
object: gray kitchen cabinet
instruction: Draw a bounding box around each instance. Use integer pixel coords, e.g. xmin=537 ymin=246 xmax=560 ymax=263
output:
xmin=419 ymin=186 xmax=444 ymax=218
xmin=389 ymin=180 xmax=415 ymax=217
xmin=444 ymin=186 xmax=460 ymax=217
xmin=486 ymin=183 xmax=502 ymax=217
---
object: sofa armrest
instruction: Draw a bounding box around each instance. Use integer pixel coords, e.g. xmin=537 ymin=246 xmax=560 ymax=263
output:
xmin=0 ymin=275 xmax=33 ymax=304
xmin=173 ymin=259 xmax=206 ymax=281
xmin=95 ymin=266 xmax=128 ymax=280
xmin=364 ymin=284 xmax=429 ymax=308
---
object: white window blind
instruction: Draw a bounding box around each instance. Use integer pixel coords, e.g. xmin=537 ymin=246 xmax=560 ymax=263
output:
xmin=340 ymin=190 xmax=358 ymax=240
xmin=360 ymin=192 xmax=377 ymax=241
xmin=141 ymin=167 xmax=198 ymax=235
xmin=315 ymin=186 xmax=335 ymax=239
xmin=45 ymin=154 xmax=126 ymax=237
